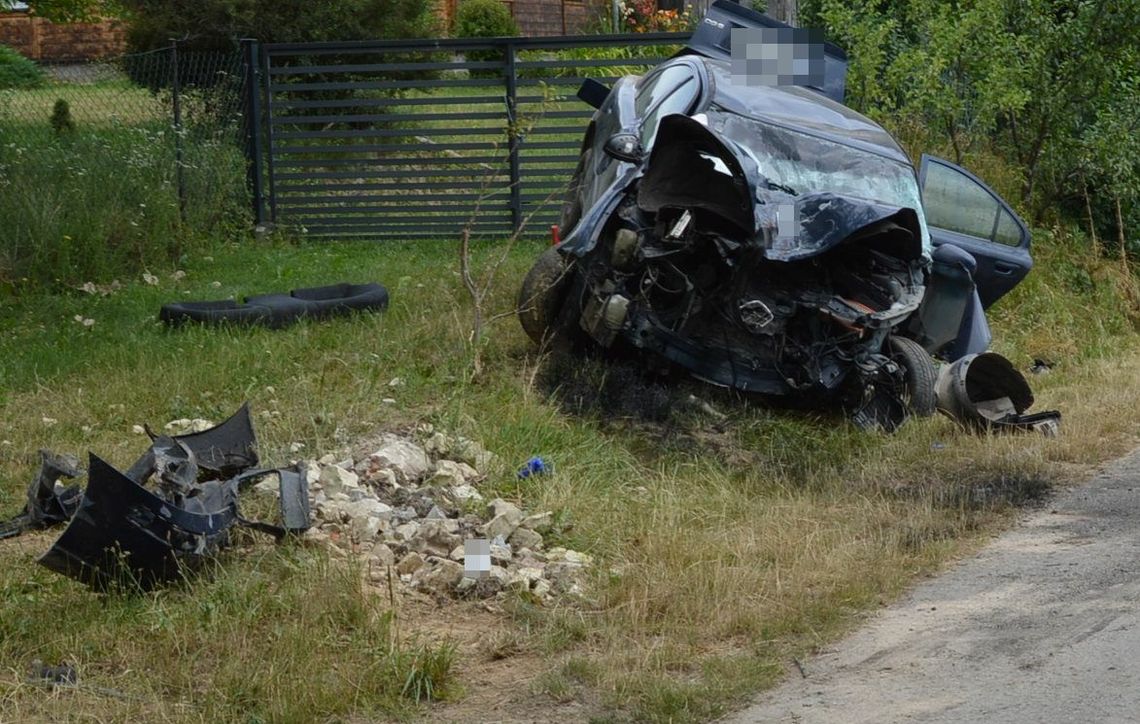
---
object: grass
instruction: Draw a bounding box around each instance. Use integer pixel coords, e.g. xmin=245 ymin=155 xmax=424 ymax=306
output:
xmin=0 ymin=70 xmax=249 ymax=291
xmin=0 ymin=225 xmax=1137 ymax=721
xmin=0 ymin=542 xmax=455 ymax=721
xmin=2 ymin=47 xmax=1136 ymax=721
xmin=0 ymin=123 xmax=248 ymax=291
xmin=0 ymin=79 xmax=168 ymax=126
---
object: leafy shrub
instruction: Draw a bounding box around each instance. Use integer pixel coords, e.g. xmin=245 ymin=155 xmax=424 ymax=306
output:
xmin=799 ymin=0 xmax=1139 ymax=253
xmin=122 ymin=0 xmax=439 ymax=52
xmin=620 ymin=0 xmax=695 ymax=32
xmin=0 ymin=44 xmax=45 ymax=90
xmin=50 ymin=99 xmax=74 ymax=134
xmin=455 ymin=0 xmax=519 ymax=76
xmin=455 ymin=0 xmax=519 ymax=38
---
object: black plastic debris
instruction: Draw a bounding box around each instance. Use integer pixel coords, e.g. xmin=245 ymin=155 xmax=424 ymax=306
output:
xmin=1 ymin=403 xmax=310 ymax=590
xmin=126 ymin=403 xmax=259 ymax=482
xmin=38 ymin=453 xmax=244 ymax=589
xmin=935 ymin=353 xmax=1061 ymax=435
xmin=0 ymin=450 xmax=84 ymax=541
xmin=28 ymin=660 xmax=78 ymax=687
xmin=159 ymin=282 xmax=389 ymax=330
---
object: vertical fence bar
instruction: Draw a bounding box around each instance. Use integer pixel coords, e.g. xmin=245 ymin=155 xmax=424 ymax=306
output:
xmin=261 ymin=45 xmax=278 ymax=224
xmin=504 ymin=40 xmax=521 ymax=232
xmin=241 ymin=39 xmax=266 ymax=226
xmin=170 ymin=42 xmax=187 ymax=224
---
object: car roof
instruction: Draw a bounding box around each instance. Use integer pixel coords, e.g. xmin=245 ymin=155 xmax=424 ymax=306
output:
xmin=695 ymin=57 xmax=912 ymax=166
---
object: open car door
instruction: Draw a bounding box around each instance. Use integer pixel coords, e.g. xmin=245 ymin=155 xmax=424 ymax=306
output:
xmin=919 ymin=155 xmax=1032 ymax=309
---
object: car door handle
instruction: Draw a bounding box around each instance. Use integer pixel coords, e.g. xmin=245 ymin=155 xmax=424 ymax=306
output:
xmin=993 ymin=263 xmax=1016 ymax=275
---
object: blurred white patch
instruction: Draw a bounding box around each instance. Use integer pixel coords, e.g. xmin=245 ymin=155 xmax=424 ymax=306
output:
xmin=776 ymin=203 xmax=798 ymax=239
xmin=730 ymin=27 xmax=826 ymax=88
xmin=464 ymin=538 xmax=491 ymax=579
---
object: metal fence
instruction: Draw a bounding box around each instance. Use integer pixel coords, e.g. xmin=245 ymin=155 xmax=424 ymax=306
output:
xmin=1 ymin=35 xmax=690 ymax=249
xmin=251 ymin=33 xmax=688 ymax=240
xmin=0 ymin=44 xmax=255 ymax=285
xmin=0 ymin=45 xmax=249 ymax=219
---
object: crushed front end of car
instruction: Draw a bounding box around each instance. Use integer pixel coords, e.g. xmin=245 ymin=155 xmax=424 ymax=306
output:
xmin=519 ymin=2 xmax=1055 ymax=434
xmin=522 ymin=111 xmax=939 ymax=431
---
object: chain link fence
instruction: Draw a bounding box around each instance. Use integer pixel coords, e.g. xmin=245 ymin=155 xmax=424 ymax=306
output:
xmin=0 ymin=44 xmax=251 ymax=287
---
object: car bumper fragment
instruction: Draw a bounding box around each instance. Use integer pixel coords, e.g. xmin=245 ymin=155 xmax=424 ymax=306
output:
xmin=1 ymin=403 xmax=310 ymax=590
xmin=935 ymin=353 xmax=1061 ymax=435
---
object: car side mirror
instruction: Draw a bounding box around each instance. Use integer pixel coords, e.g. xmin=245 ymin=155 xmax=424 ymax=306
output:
xmin=603 ymin=132 xmax=643 ymax=163
xmin=577 ymin=78 xmax=610 ymax=109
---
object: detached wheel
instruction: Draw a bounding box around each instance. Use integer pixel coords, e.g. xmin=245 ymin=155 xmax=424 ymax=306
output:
xmin=888 ymin=335 xmax=937 ymax=417
xmin=517 ymin=247 xmax=573 ymax=344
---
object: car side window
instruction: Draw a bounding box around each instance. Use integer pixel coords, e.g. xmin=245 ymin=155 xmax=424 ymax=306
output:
xmin=993 ymin=208 xmax=1022 ymax=246
xmin=921 ymin=159 xmax=1026 ymax=247
xmin=636 ymin=65 xmax=698 ymax=148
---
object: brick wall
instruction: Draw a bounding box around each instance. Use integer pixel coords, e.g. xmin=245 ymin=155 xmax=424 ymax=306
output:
xmin=440 ymin=0 xmax=596 ymax=36
xmin=0 ymin=12 xmax=127 ymax=62
xmin=505 ymin=0 xmax=594 ymax=35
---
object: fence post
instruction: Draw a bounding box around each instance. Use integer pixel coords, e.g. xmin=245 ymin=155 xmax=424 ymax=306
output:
xmin=505 ymin=40 xmax=522 ymax=232
xmin=170 ymin=41 xmax=187 ymax=224
xmin=261 ymin=44 xmax=278 ymax=224
xmin=241 ymin=38 xmax=266 ymax=226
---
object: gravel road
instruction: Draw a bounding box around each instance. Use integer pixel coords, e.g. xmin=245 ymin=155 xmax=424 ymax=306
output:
xmin=725 ymin=447 xmax=1140 ymax=724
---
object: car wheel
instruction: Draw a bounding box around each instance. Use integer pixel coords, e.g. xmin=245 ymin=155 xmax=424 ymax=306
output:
xmin=517 ymin=247 xmax=574 ymax=344
xmin=888 ymin=335 xmax=937 ymax=417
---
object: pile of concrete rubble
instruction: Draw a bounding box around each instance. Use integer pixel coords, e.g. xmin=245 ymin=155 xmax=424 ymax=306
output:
xmin=258 ymin=427 xmax=593 ymax=603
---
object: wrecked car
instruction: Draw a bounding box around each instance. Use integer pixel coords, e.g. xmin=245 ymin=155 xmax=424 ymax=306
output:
xmin=518 ymin=1 xmax=1040 ymax=430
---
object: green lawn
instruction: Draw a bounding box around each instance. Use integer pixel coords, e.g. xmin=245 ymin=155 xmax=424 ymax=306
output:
xmin=0 ymin=229 xmax=1137 ymax=721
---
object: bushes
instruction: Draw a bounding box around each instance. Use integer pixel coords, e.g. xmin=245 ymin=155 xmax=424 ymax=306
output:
xmin=454 ymin=0 xmax=518 ymax=75
xmin=50 ymin=99 xmax=75 ymax=134
xmin=800 ymin=0 xmax=1139 ymax=252
xmin=455 ymin=0 xmax=519 ymax=39
xmin=0 ymin=45 xmax=45 ymax=90
xmin=122 ymin=0 xmax=440 ymax=53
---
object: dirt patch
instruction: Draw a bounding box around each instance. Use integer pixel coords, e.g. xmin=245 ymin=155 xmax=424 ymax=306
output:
xmin=538 ymin=350 xmax=679 ymax=423
xmin=381 ymin=594 xmax=591 ymax=723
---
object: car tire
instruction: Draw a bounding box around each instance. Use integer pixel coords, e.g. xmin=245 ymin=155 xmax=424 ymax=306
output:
xmin=247 ymin=282 xmax=389 ymax=328
xmin=517 ymin=247 xmax=574 ymax=345
xmin=888 ymin=335 xmax=937 ymax=417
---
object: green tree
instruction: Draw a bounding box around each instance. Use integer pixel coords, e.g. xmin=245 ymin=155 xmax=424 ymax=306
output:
xmin=8 ymin=0 xmax=121 ymax=23
xmin=803 ymin=0 xmax=1140 ymax=246
xmin=119 ymin=0 xmax=439 ymax=53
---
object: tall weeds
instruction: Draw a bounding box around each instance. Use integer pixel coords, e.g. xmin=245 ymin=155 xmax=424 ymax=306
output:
xmin=0 ymin=123 xmax=247 ymax=291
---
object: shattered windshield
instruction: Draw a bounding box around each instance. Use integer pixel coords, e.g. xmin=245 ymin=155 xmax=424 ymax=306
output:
xmin=708 ymin=109 xmax=931 ymax=254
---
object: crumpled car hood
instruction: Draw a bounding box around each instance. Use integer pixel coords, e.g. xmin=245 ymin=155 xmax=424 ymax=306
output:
xmin=754 ymin=192 xmax=925 ymax=262
xmin=637 ymin=114 xmax=927 ymax=263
